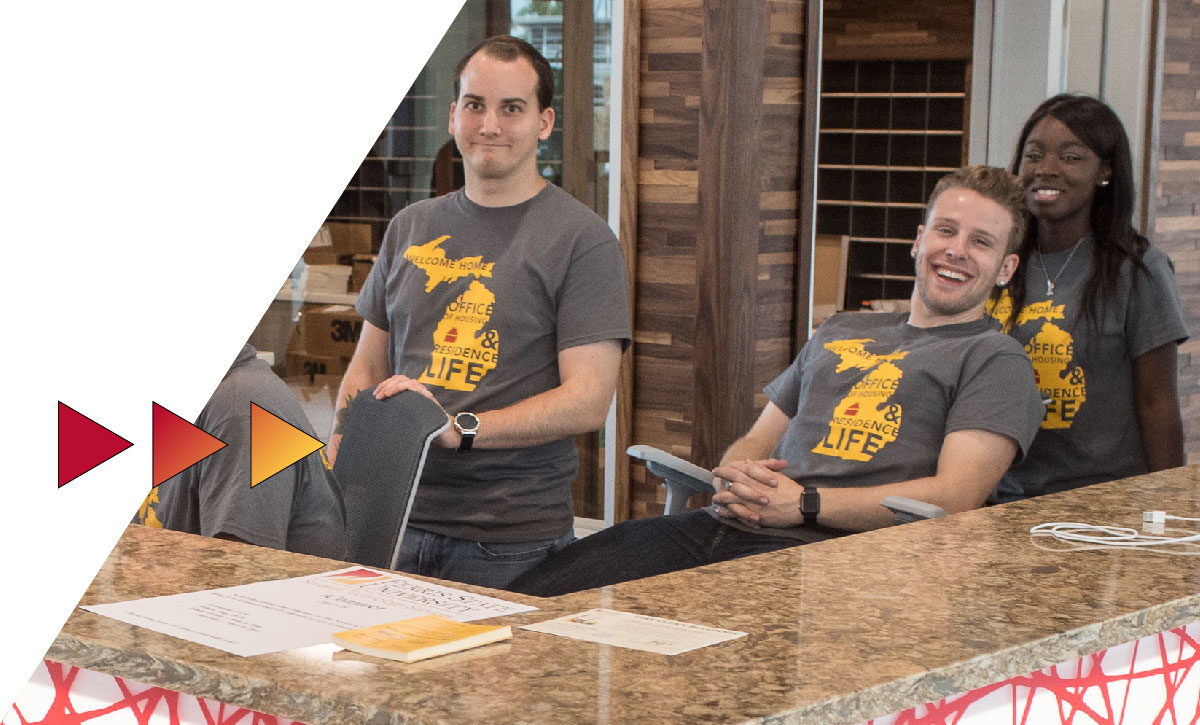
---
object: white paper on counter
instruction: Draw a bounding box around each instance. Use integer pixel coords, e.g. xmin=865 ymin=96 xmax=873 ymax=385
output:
xmin=520 ymin=608 xmax=746 ymax=655
xmin=82 ymin=566 xmax=535 ymax=657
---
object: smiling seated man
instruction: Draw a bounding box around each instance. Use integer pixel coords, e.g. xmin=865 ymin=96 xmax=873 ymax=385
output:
xmin=508 ymin=165 xmax=1046 ymax=597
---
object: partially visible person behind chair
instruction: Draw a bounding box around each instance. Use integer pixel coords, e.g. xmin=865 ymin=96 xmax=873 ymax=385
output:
xmin=508 ymin=165 xmax=1045 ymax=597
xmin=327 ymin=36 xmax=631 ymax=589
xmin=136 ymin=344 xmax=347 ymax=559
xmin=988 ymin=94 xmax=1188 ymax=503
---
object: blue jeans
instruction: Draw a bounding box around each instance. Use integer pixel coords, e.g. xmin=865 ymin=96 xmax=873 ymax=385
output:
xmin=393 ymin=526 xmax=577 ymax=590
xmin=507 ymin=509 xmax=833 ymax=596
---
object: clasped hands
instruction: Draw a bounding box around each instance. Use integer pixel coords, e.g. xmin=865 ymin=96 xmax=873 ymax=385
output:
xmin=711 ymin=458 xmax=802 ymax=529
xmin=373 ymin=374 xmax=461 ymax=449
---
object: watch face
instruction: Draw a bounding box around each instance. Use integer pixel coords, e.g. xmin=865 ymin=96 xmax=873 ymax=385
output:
xmin=456 ymin=412 xmax=479 ymax=432
xmin=801 ymin=488 xmax=819 ymax=513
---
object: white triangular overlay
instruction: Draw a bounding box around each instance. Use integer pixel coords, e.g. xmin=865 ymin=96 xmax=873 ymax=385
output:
xmin=0 ymin=1 xmax=467 ymax=715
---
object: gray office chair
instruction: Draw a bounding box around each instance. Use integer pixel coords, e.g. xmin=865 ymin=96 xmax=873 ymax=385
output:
xmin=333 ymin=389 xmax=450 ymax=569
xmin=626 ymin=444 xmax=947 ymax=523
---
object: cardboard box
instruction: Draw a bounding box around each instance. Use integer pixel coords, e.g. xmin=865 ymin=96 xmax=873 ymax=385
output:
xmin=328 ymin=222 xmax=372 ymax=254
xmin=304 ymin=264 xmax=353 ymax=294
xmin=302 ymin=222 xmax=373 ymax=265
xmin=285 ymin=351 xmax=350 ymax=380
xmin=350 ymin=254 xmax=377 ymax=293
xmin=303 ymin=226 xmax=341 ymax=265
xmin=300 ymin=304 xmax=363 ymax=358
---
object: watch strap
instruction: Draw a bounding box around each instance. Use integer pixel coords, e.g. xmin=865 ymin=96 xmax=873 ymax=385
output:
xmin=454 ymin=412 xmax=479 ymax=452
xmin=457 ymin=431 xmax=475 ymax=452
xmin=800 ymin=483 xmax=820 ymax=526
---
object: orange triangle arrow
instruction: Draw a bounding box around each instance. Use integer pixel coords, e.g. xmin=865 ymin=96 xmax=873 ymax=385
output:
xmin=250 ymin=403 xmax=324 ymax=487
xmin=152 ymin=402 xmax=226 ymax=487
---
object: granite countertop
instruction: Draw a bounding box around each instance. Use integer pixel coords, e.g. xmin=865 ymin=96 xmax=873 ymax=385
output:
xmin=49 ymin=466 xmax=1200 ymax=724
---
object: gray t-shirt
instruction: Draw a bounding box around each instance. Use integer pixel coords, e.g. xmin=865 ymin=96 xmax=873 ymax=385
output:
xmin=142 ymin=345 xmax=348 ymax=559
xmin=357 ymin=183 xmax=631 ymax=542
xmin=768 ymin=312 xmax=1042 ymax=486
xmin=714 ymin=312 xmax=1043 ymax=540
xmin=990 ymin=241 xmax=1188 ymax=501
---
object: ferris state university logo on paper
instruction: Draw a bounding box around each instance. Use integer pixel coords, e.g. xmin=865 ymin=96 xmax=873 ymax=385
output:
xmin=813 ymin=339 xmax=909 ymax=461
xmin=988 ymin=291 xmax=1086 ymax=429
xmin=404 ymin=235 xmax=500 ymax=392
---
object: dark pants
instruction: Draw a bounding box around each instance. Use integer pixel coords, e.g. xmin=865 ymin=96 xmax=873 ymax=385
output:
xmin=507 ymin=509 xmax=825 ymax=596
xmin=394 ymin=527 xmax=576 ymax=590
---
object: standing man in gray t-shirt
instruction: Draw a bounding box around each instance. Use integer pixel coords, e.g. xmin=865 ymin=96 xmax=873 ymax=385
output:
xmin=509 ymin=166 xmax=1044 ymax=597
xmin=329 ymin=36 xmax=631 ymax=589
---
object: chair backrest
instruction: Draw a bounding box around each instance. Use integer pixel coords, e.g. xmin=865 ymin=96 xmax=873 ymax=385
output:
xmin=333 ymin=389 xmax=449 ymax=569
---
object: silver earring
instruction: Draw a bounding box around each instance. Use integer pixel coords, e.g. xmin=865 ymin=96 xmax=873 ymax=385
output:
xmin=910 ymin=248 xmax=917 ymax=259
xmin=1099 ymin=180 xmax=1110 ymax=187
xmin=997 ymin=280 xmax=1008 ymax=287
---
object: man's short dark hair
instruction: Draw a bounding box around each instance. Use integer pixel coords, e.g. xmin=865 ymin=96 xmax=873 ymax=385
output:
xmin=454 ymin=35 xmax=555 ymax=111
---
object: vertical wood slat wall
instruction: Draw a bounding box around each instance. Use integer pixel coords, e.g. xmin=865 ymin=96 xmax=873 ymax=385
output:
xmin=563 ymin=2 xmax=602 ymax=518
xmin=1151 ymin=0 xmax=1200 ymax=461
xmin=614 ymin=0 xmax=641 ymax=524
xmin=628 ymin=0 xmax=805 ymax=518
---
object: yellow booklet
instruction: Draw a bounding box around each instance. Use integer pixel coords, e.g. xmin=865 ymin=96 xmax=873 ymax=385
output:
xmin=331 ymin=615 xmax=512 ymax=663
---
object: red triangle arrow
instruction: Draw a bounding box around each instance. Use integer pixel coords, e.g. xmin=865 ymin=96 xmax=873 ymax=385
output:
xmin=59 ymin=402 xmax=134 ymax=488
xmin=152 ymin=402 xmax=227 ymax=487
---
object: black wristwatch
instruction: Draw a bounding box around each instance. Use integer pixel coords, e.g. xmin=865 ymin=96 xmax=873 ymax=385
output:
xmin=453 ymin=412 xmax=480 ymax=452
xmin=800 ymin=483 xmax=820 ymax=526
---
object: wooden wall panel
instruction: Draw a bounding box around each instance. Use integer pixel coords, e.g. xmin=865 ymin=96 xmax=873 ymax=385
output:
xmin=692 ymin=0 xmax=767 ymax=468
xmin=562 ymin=1 xmax=596 ymax=206
xmin=1151 ymin=0 xmax=1200 ymax=461
xmin=608 ymin=0 xmax=640 ymax=524
xmin=628 ymin=0 xmax=806 ymax=517
xmin=822 ymin=0 xmax=973 ymax=60
xmin=757 ymin=0 xmax=807 ymax=396
xmin=632 ymin=0 xmax=704 ymax=516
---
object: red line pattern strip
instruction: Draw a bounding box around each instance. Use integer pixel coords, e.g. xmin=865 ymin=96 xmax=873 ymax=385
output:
xmin=865 ymin=623 xmax=1200 ymax=724
xmin=5 ymin=661 xmax=304 ymax=725
xmin=7 ymin=625 xmax=1200 ymax=725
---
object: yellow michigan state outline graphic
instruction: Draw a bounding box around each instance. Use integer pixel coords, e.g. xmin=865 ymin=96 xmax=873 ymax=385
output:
xmin=404 ymin=236 xmax=501 ymax=392
xmin=988 ymin=291 xmax=1086 ymax=429
xmin=813 ymin=339 xmax=908 ymax=462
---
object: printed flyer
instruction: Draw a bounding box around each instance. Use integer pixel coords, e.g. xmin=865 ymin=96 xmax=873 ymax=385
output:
xmin=521 ymin=608 xmax=745 ymax=655
xmin=83 ymin=566 xmax=535 ymax=657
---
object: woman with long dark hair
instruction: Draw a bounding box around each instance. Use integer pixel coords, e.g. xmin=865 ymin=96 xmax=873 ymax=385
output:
xmin=991 ymin=93 xmax=1188 ymax=502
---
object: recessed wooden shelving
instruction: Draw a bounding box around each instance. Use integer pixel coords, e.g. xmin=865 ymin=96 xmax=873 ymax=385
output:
xmin=815 ymin=59 xmax=969 ymax=309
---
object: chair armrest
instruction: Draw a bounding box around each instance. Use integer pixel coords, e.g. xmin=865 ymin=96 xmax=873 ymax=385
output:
xmin=626 ymin=445 xmax=716 ymax=495
xmin=627 ymin=445 xmax=716 ymax=516
xmin=879 ymin=495 xmax=948 ymax=524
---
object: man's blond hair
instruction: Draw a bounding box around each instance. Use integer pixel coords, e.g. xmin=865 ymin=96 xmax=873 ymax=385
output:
xmin=926 ymin=165 xmax=1027 ymax=254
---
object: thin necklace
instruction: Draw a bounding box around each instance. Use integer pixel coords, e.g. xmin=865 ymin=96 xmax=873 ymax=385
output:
xmin=1034 ymin=236 xmax=1086 ymax=297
